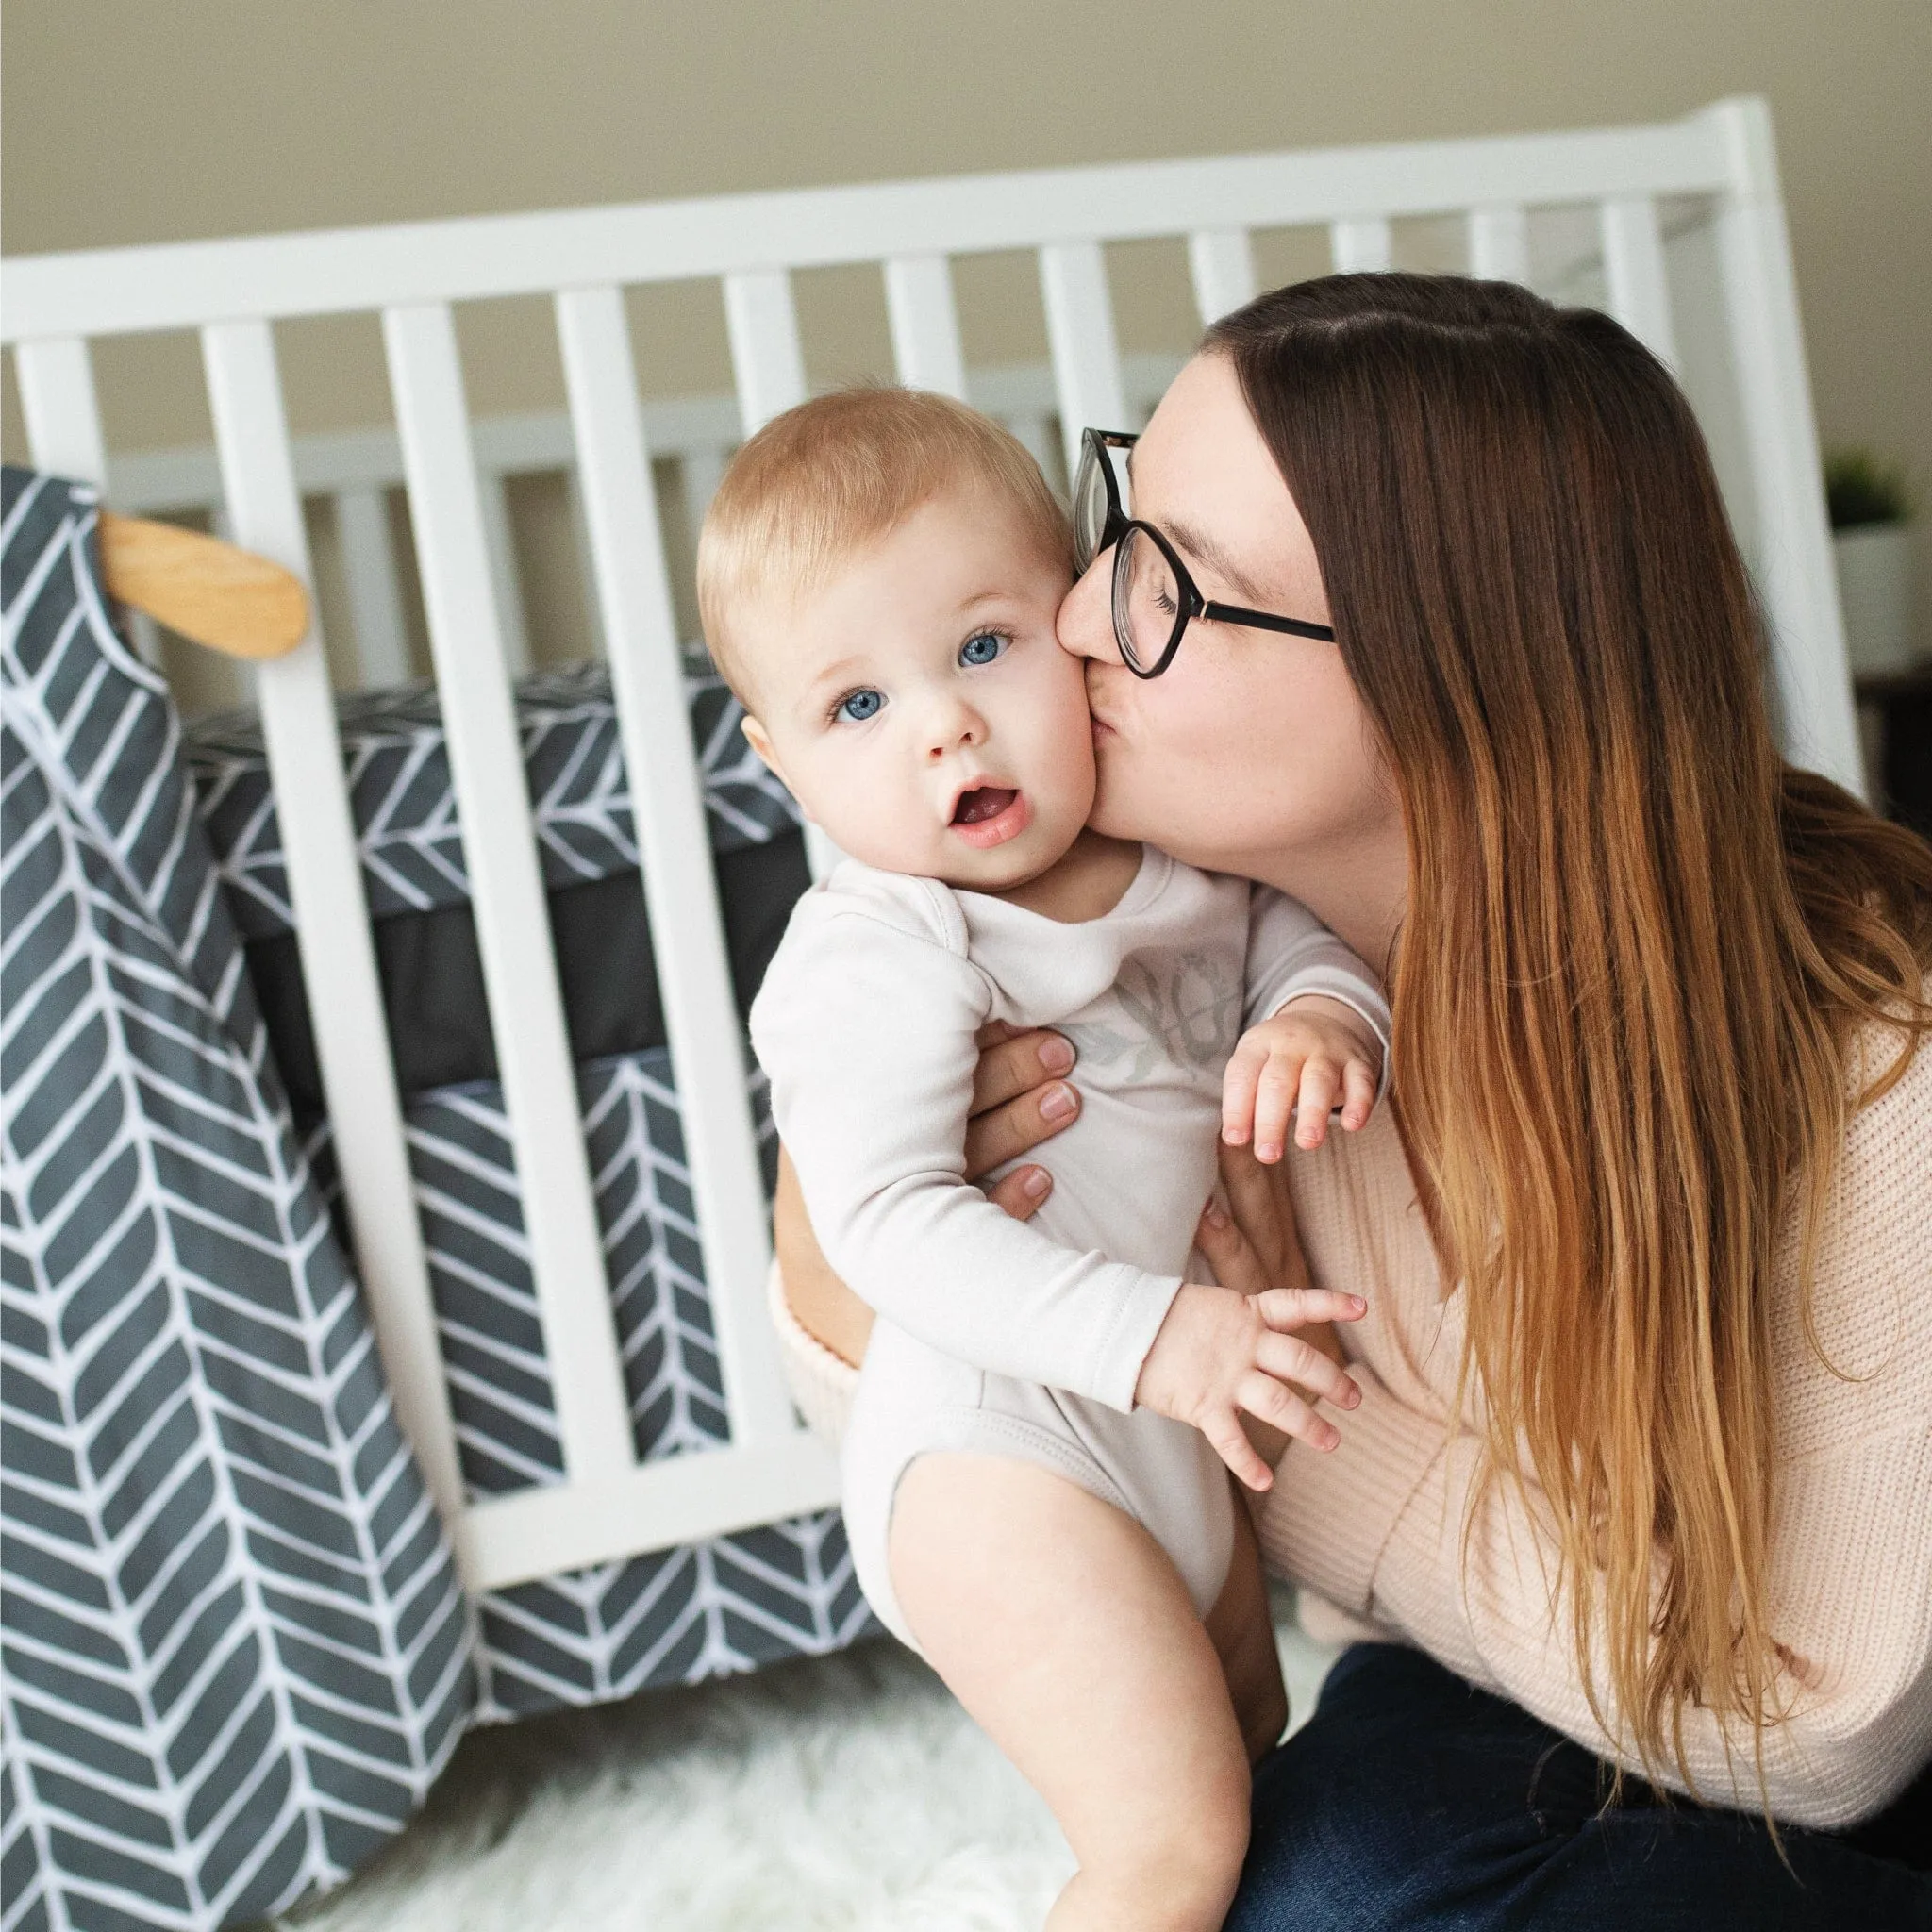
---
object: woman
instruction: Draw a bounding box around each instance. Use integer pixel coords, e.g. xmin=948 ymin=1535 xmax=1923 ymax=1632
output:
xmin=773 ymin=275 xmax=1932 ymax=1926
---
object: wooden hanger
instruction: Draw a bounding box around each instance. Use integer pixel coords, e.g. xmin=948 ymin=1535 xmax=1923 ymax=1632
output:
xmin=96 ymin=510 xmax=309 ymax=660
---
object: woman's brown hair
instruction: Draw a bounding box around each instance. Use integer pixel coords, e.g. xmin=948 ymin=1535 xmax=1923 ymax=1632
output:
xmin=1208 ymin=274 xmax=1932 ymax=1795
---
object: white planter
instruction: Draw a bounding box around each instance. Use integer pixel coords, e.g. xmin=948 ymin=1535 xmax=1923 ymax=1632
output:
xmin=1833 ymin=523 xmax=1917 ymax=675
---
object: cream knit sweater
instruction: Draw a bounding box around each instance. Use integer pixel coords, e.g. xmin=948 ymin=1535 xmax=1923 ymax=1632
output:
xmin=771 ymin=1028 xmax=1932 ymax=1831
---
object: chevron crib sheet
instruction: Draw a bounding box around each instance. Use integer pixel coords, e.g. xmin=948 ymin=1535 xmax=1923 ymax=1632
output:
xmin=184 ymin=664 xmax=877 ymax=1720
xmin=1 ymin=468 xmax=874 ymax=1932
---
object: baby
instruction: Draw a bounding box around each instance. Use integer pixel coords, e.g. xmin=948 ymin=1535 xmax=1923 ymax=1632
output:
xmin=703 ymin=389 xmax=1386 ymax=1931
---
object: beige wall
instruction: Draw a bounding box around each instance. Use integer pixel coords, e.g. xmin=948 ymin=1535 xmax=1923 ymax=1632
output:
xmin=5 ymin=0 xmax=1928 ymax=669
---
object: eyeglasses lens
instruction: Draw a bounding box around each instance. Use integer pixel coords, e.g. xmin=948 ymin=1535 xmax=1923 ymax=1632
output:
xmin=1112 ymin=525 xmax=1182 ymax=674
xmin=1073 ymin=443 xmax=1111 ymax=575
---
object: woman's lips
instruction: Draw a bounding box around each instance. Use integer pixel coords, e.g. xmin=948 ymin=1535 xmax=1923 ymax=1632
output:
xmin=950 ymin=786 xmax=1032 ymax=849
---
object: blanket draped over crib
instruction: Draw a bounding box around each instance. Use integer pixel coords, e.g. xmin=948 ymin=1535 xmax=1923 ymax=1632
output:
xmin=1 ymin=468 xmax=873 ymax=1932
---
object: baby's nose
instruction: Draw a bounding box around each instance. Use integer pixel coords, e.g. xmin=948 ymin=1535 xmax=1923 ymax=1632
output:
xmin=925 ymin=700 xmax=985 ymax=758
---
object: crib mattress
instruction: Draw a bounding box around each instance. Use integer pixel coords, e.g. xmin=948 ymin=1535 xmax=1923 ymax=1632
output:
xmin=184 ymin=666 xmax=877 ymax=1720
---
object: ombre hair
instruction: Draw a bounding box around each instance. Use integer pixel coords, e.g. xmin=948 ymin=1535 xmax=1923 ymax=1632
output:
xmin=696 ymin=385 xmax=1070 ymax=703
xmin=1208 ymin=274 xmax=1932 ymax=1797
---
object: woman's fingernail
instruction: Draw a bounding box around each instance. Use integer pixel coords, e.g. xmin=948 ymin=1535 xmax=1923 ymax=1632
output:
xmin=1349 ymin=1295 xmax=1366 ymax=1314
xmin=1038 ymin=1035 xmax=1074 ymax=1074
xmin=1022 ymin=1167 xmax=1052 ymax=1200
xmin=1204 ymin=1200 xmax=1228 ymax=1228
xmin=1040 ymin=1082 xmax=1077 ymax=1124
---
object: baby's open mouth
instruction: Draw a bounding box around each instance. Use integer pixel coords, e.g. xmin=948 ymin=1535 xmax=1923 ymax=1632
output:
xmin=951 ymin=787 xmax=1019 ymax=826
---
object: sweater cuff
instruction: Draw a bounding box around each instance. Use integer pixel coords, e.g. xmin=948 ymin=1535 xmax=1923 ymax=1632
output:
xmin=768 ymin=1258 xmax=859 ymax=1447
xmin=1251 ymin=1367 xmax=1443 ymax=1616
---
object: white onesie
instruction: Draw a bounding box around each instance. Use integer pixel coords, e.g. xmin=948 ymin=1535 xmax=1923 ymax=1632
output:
xmin=749 ymin=844 xmax=1390 ymax=1652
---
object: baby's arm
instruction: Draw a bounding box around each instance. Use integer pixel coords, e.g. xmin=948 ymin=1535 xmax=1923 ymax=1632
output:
xmin=1232 ymin=890 xmax=1391 ymax=1161
xmin=751 ymin=889 xmax=1181 ymax=1412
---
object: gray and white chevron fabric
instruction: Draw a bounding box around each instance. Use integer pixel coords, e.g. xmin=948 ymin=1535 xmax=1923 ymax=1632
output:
xmin=186 ymin=661 xmax=801 ymax=940
xmin=302 ymin=1055 xmax=875 ymax=1720
xmin=216 ymin=667 xmax=879 ymax=1719
xmin=1 ymin=470 xmax=471 ymax=1932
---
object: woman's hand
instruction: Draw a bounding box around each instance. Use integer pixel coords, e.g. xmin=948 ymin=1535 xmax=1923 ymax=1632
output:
xmin=961 ymin=1021 xmax=1083 ymax=1213
xmin=771 ymin=1024 xmax=1084 ymax=1366
xmin=1134 ymin=1281 xmax=1364 ymax=1491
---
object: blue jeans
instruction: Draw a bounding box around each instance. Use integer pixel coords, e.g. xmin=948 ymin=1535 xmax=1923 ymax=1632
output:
xmin=1226 ymin=1644 xmax=1932 ymax=1930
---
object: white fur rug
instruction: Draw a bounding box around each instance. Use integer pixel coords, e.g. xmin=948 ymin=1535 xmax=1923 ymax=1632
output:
xmin=275 ymin=1594 xmax=1339 ymax=1932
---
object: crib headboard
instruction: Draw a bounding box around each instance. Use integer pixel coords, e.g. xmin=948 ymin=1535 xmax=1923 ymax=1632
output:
xmin=2 ymin=95 xmax=1859 ymax=1593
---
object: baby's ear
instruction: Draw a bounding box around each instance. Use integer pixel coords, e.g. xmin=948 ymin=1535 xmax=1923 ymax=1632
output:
xmin=740 ymin=714 xmax=777 ymax=772
xmin=740 ymin=715 xmax=807 ymax=813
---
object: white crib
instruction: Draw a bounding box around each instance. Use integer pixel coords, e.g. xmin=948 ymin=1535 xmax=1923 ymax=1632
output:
xmin=1 ymin=95 xmax=1859 ymax=1602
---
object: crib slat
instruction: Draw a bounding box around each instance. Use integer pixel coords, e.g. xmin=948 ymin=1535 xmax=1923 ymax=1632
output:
xmin=15 ymin=337 xmax=108 ymax=484
xmin=723 ymin=268 xmax=808 ymax=437
xmin=884 ymin=254 xmax=968 ymax=400
xmin=381 ymin=300 xmax=636 ymax=1483
xmin=334 ymin=486 xmax=414 ymax=688
xmin=461 ymin=1436 xmax=839 ymax=1590
xmin=1039 ymin=241 xmax=1128 ymax=479
xmin=200 ymin=320 xmax=466 ymax=1526
xmin=1598 ymin=196 xmax=1680 ymax=370
xmin=1329 ymin=217 xmax=1393 ymax=272
xmin=1707 ymin=97 xmax=1862 ymax=794
xmin=16 ymin=336 xmax=160 ymax=671
xmin=1468 ymin=205 xmax=1531 ymax=284
xmin=556 ymin=284 xmax=800 ymax=1450
xmin=1188 ymin=229 xmax=1257 ymax=326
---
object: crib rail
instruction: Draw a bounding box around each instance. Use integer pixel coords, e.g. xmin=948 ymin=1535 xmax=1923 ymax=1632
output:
xmin=3 ymin=96 xmax=1858 ymax=1594
xmin=92 ymin=360 xmax=1174 ymax=694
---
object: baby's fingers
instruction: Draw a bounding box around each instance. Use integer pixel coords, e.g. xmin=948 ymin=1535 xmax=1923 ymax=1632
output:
xmin=1252 ymin=1052 xmax=1304 ymax=1163
xmin=1256 ymin=1331 xmax=1361 ymax=1412
xmin=1203 ymin=1404 xmax=1278 ymax=1492
xmin=1340 ymin=1057 xmax=1379 ymax=1132
xmin=1293 ymin=1057 xmax=1344 ymax=1149
xmin=1254 ymin=1287 xmax=1367 ymax=1332
xmin=1239 ymin=1370 xmax=1339 ymax=1456
xmin=1220 ymin=1037 xmax=1268 ymax=1149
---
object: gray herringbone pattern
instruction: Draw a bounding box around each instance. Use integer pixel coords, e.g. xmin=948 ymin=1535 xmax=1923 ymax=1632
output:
xmin=2 ymin=469 xmax=471 ymax=1931
xmin=195 ymin=658 xmax=874 ymax=1724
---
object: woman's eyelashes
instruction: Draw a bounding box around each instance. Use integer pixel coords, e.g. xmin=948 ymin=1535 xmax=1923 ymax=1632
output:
xmin=830 ymin=687 xmax=885 ymax=725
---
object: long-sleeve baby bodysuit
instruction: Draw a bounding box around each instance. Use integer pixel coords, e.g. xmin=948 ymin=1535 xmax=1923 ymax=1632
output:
xmin=750 ymin=842 xmax=1390 ymax=1647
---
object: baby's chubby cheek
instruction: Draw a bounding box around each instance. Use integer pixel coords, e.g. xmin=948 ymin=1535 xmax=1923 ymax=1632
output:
xmin=797 ymin=768 xmax=948 ymax=876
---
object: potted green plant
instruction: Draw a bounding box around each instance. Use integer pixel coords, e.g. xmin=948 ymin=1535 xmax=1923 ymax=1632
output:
xmin=1826 ymin=449 xmax=1917 ymax=675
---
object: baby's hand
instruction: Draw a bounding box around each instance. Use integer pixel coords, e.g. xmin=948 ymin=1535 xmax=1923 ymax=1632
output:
xmin=1222 ymin=996 xmax=1382 ymax=1161
xmin=1134 ymin=1281 xmax=1366 ymax=1490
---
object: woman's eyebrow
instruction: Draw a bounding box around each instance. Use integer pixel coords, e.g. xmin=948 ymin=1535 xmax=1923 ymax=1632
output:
xmin=1161 ymin=515 xmax=1270 ymax=607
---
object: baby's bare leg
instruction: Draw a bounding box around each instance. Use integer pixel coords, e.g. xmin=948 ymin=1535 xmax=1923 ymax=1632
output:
xmin=890 ymin=1453 xmax=1251 ymax=1932
xmin=1204 ymin=1480 xmax=1289 ymax=1764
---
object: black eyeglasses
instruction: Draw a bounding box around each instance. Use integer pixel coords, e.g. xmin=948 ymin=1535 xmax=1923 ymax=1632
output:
xmin=1072 ymin=426 xmax=1336 ymax=679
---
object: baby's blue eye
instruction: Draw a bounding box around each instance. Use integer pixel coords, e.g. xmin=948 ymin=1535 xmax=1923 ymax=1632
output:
xmin=959 ymin=631 xmax=1007 ymax=667
xmin=834 ymin=688 xmax=884 ymax=724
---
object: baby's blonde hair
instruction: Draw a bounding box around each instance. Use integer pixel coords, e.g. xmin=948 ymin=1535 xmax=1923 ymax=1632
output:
xmin=696 ymin=385 xmax=1071 ymax=705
